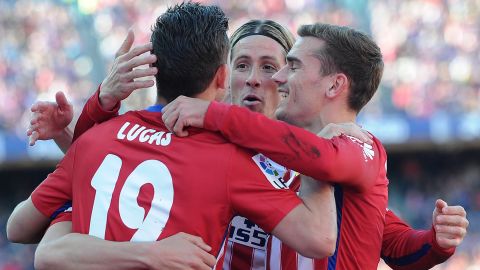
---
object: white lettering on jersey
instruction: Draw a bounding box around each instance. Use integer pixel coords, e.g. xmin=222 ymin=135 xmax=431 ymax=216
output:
xmin=346 ymin=135 xmax=375 ymax=162
xmin=229 ymin=216 xmax=269 ymax=250
xmin=117 ymin=122 xmax=172 ymax=146
xmin=89 ymin=154 xmax=174 ymax=241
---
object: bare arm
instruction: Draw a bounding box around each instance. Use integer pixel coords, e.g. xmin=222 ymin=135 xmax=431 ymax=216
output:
xmin=6 ymin=197 xmax=51 ymax=243
xmin=271 ymin=178 xmax=337 ymax=259
xmin=52 ymin=127 xmax=74 ymax=154
xmin=34 ymin=221 xmax=216 ymax=270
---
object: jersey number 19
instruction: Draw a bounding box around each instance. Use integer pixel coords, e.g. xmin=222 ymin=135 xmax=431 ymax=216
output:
xmin=89 ymin=154 xmax=174 ymax=241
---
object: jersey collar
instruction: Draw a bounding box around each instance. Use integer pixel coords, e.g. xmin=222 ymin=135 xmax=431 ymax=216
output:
xmin=146 ymin=104 xmax=164 ymax=112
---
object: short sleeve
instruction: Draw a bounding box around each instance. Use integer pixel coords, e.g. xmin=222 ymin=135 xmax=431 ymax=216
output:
xmin=31 ymin=143 xmax=76 ymax=218
xmin=50 ymin=210 xmax=73 ymax=226
xmin=227 ymin=149 xmax=302 ymax=233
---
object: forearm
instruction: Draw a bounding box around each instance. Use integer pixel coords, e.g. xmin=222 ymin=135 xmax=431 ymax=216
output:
xmin=53 ymin=127 xmax=73 ymax=154
xmin=299 ymin=178 xmax=337 ymax=255
xmin=35 ymin=233 xmax=151 ymax=270
xmin=272 ymin=178 xmax=336 ymax=258
xmin=382 ymin=211 xmax=454 ymax=269
xmin=6 ymin=198 xmax=50 ymax=243
xmin=383 ymin=229 xmax=453 ymax=269
xmin=205 ymin=102 xmax=378 ymax=187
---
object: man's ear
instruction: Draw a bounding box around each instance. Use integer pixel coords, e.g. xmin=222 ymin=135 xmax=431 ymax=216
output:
xmin=326 ymin=73 xmax=348 ymax=98
xmin=215 ymin=64 xmax=229 ymax=91
xmin=213 ymin=64 xmax=229 ymax=101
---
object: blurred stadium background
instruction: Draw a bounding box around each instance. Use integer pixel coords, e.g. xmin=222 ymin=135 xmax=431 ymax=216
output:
xmin=0 ymin=0 xmax=479 ymax=269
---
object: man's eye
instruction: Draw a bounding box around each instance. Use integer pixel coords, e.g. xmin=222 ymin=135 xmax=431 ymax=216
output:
xmin=263 ymin=64 xmax=278 ymax=72
xmin=235 ymin=63 xmax=248 ymax=70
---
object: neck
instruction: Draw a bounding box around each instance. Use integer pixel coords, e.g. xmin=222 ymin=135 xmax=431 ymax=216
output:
xmin=155 ymin=85 xmax=218 ymax=106
xmin=155 ymin=96 xmax=168 ymax=106
xmin=305 ymin=103 xmax=357 ymax=134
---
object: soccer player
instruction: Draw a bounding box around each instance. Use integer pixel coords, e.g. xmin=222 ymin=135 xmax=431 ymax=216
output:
xmin=8 ymin=3 xmax=340 ymax=269
xmin=22 ymin=20 xmax=468 ymax=270
xmin=158 ymin=23 xmax=468 ymax=269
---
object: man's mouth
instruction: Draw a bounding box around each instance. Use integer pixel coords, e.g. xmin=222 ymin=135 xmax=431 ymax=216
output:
xmin=242 ymin=94 xmax=262 ymax=106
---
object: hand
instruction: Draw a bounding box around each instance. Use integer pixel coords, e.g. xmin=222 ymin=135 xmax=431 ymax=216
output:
xmin=432 ymin=199 xmax=468 ymax=249
xmin=147 ymin=232 xmax=216 ymax=270
xmin=99 ymin=29 xmax=158 ymax=110
xmin=161 ymin=96 xmax=211 ymax=137
xmin=27 ymin=91 xmax=73 ymax=146
xmin=317 ymin=122 xmax=373 ymax=144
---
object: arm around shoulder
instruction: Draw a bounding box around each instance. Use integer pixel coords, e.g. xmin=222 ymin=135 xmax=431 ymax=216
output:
xmin=34 ymin=218 xmax=216 ymax=270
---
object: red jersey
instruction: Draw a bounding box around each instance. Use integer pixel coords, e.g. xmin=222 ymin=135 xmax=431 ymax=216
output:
xmin=31 ymin=109 xmax=303 ymax=257
xmin=51 ymin=89 xmax=455 ymax=270
xmin=219 ymin=170 xmax=300 ymax=270
xmin=381 ymin=209 xmax=455 ymax=270
xmin=203 ymin=102 xmax=389 ymax=270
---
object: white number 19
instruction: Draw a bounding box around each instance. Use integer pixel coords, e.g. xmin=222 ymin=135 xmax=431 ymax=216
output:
xmin=89 ymin=154 xmax=174 ymax=241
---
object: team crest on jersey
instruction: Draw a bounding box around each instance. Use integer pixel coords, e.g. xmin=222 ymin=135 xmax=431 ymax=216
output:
xmin=346 ymin=135 xmax=375 ymax=162
xmin=252 ymin=154 xmax=297 ymax=189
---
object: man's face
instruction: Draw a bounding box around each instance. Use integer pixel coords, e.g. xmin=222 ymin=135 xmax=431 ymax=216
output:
xmin=274 ymin=37 xmax=334 ymax=128
xmin=230 ymin=35 xmax=286 ymax=119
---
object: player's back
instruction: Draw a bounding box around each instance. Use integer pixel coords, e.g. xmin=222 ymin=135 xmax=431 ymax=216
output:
xmin=67 ymin=109 xmax=303 ymax=257
xmin=69 ymin=110 xmax=253 ymax=255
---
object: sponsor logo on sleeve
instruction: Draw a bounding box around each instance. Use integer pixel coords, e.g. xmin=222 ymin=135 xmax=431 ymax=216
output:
xmin=252 ymin=154 xmax=297 ymax=189
xmin=346 ymin=135 xmax=375 ymax=162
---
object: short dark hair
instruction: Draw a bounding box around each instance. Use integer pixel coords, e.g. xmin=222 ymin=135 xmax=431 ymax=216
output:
xmin=298 ymin=23 xmax=384 ymax=113
xmin=230 ymin=19 xmax=295 ymax=59
xmin=151 ymin=2 xmax=229 ymax=102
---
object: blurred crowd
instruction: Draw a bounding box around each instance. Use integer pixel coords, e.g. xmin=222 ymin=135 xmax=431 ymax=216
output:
xmin=1 ymin=0 xmax=479 ymax=135
xmin=0 ymin=0 xmax=479 ymax=269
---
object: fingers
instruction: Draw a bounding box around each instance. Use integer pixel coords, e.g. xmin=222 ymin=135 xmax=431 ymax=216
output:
xmin=161 ymin=97 xmax=190 ymax=136
xmin=345 ymin=123 xmax=373 ymax=144
xmin=162 ymin=106 xmax=180 ymax=133
xmin=182 ymin=234 xmax=212 ymax=252
xmin=435 ymin=199 xmax=448 ymax=211
xmin=30 ymin=111 xmax=48 ymax=126
xmin=118 ymin=43 xmax=153 ymax=64
xmin=29 ymin=131 xmax=39 ymax=146
xmin=31 ymin=101 xmax=54 ymax=113
xmin=435 ymin=224 xmax=467 ymax=237
xmin=123 ymin=54 xmax=157 ymax=73
xmin=197 ymin=249 xmax=216 ymax=268
xmin=179 ymin=233 xmax=216 ymax=268
xmin=115 ymin=28 xmax=135 ymax=58
xmin=350 ymin=127 xmax=372 ymax=144
xmin=122 ymin=66 xmax=158 ymax=82
xmin=55 ymin=91 xmax=71 ymax=111
xmin=124 ymin=80 xmax=156 ymax=91
xmin=436 ymin=214 xmax=469 ymax=228
xmin=173 ymin=118 xmax=190 ymax=137
xmin=442 ymin=205 xmax=467 ymax=216
xmin=319 ymin=122 xmax=373 ymax=144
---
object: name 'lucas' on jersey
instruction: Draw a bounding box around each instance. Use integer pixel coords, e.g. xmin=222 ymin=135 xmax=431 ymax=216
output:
xmin=117 ymin=122 xmax=172 ymax=146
